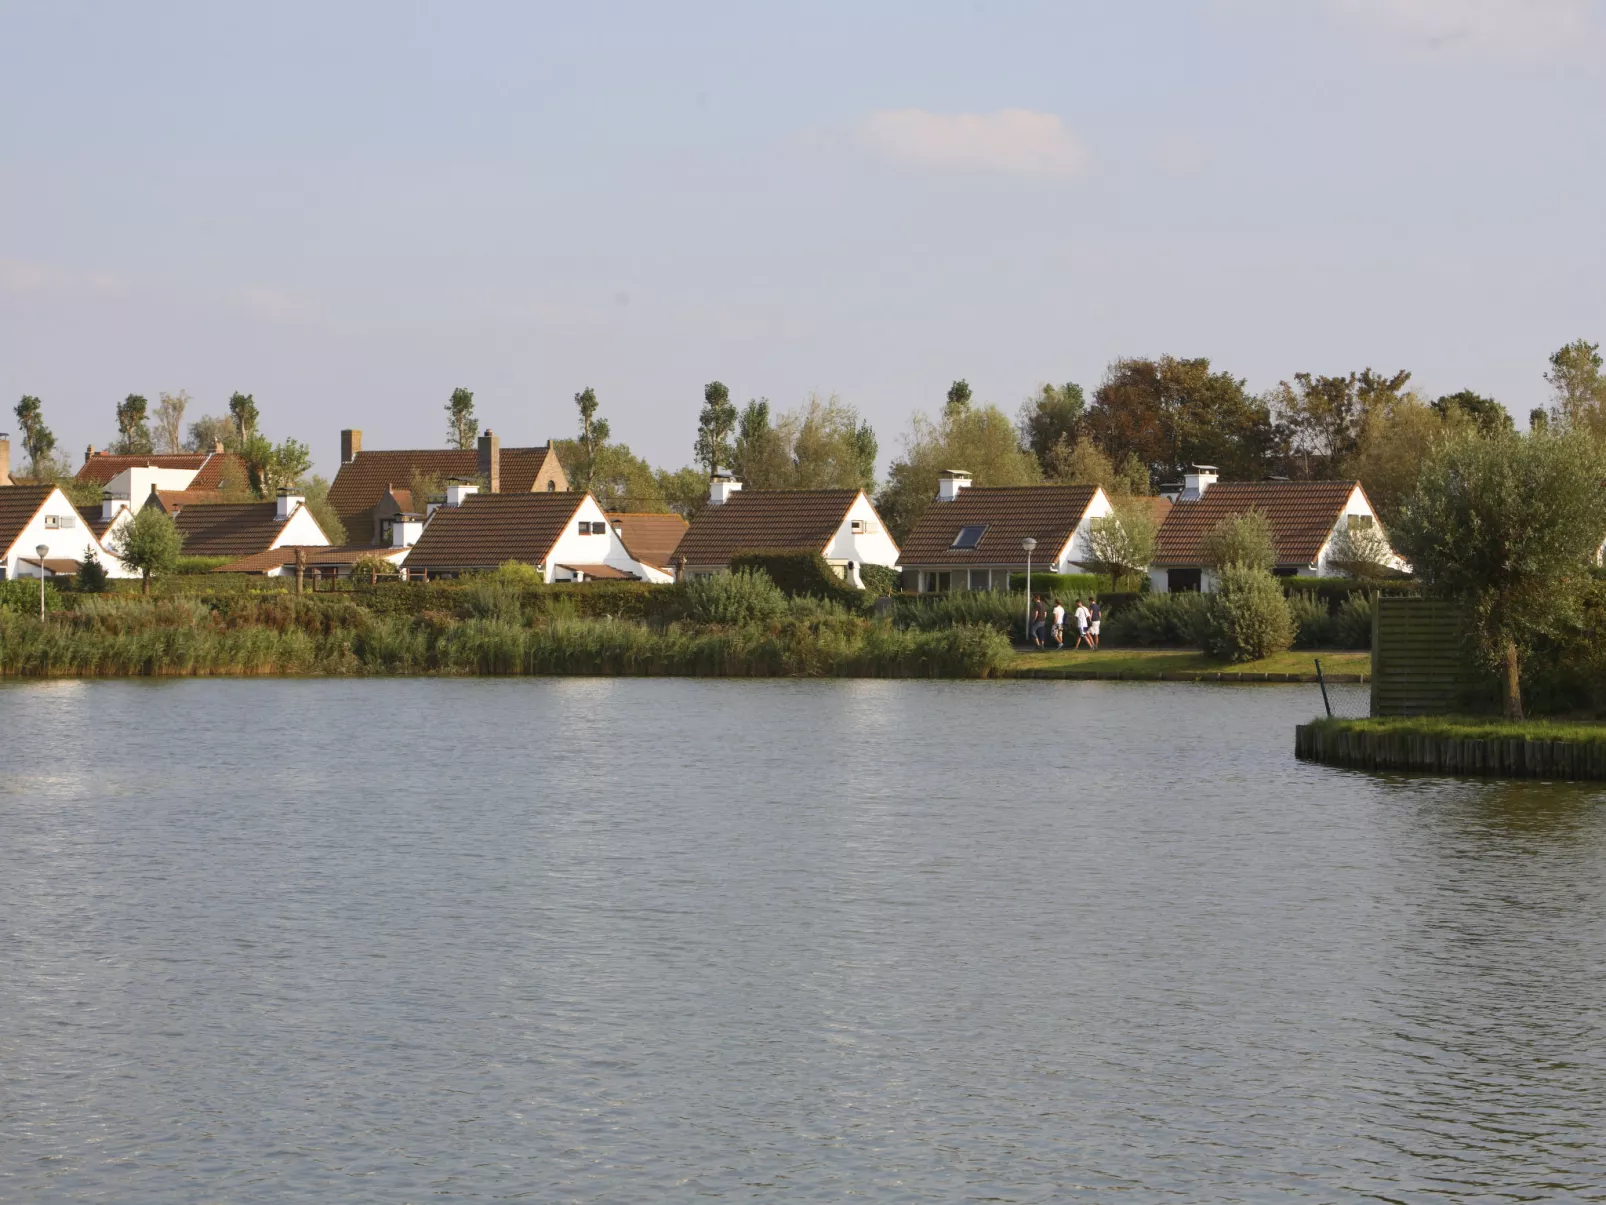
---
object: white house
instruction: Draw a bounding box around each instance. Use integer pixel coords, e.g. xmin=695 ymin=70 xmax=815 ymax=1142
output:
xmin=0 ymin=485 xmax=131 ymax=580
xmin=670 ymin=475 xmax=900 ymax=584
xmin=399 ymin=485 xmax=669 ymax=582
xmin=143 ymin=487 xmax=332 ymax=560
xmin=896 ymin=471 xmax=1115 ymax=592
xmin=1149 ymin=470 xmax=1400 ymax=592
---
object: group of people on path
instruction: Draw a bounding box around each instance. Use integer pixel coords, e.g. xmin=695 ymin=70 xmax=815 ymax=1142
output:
xmin=1029 ymin=595 xmax=1100 ymax=651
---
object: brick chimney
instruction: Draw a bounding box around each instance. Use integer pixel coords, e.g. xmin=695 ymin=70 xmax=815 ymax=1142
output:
xmin=213 ymin=439 xmax=225 ymax=454
xmin=478 ymin=429 xmax=501 ymax=493
xmin=0 ymin=432 xmax=10 ymax=486
xmin=84 ymin=444 xmax=96 ymax=465
xmin=341 ymin=428 xmax=362 ymax=465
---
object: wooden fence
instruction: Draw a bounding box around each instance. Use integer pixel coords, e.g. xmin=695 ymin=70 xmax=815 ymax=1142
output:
xmin=1371 ymin=596 xmax=1470 ymax=716
xmin=1296 ymin=723 xmax=1606 ymax=780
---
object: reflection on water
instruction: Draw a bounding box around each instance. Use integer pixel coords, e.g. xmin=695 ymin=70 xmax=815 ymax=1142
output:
xmin=1 ymin=678 xmax=1604 ymax=1203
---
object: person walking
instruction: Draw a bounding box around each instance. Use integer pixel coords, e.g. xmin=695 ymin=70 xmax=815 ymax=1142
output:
xmin=1088 ymin=599 xmax=1103 ymax=650
xmin=1029 ymin=595 xmax=1047 ymax=649
xmin=1051 ymin=598 xmax=1066 ymax=649
xmin=1073 ymin=597 xmax=1093 ymax=650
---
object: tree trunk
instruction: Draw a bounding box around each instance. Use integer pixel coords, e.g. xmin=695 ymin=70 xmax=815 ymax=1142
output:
xmin=1503 ymin=639 xmax=1523 ymax=721
xmin=141 ymin=568 xmax=150 ymax=596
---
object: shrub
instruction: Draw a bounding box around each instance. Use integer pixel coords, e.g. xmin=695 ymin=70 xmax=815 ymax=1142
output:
xmin=683 ymin=568 xmax=787 ymax=626
xmin=0 ymin=578 xmax=62 ymax=615
xmin=890 ymin=590 xmax=1024 ymax=635
xmin=464 ymin=582 xmax=524 ymax=625
xmin=1006 ymin=571 xmax=1107 ymax=597
xmin=76 ymin=546 xmax=110 ymax=593
xmin=1102 ymin=591 xmax=1210 ymax=647
xmin=174 ymin=555 xmax=232 ymax=575
xmin=1333 ymin=594 xmax=1374 ymax=649
xmin=729 ymin=550 xmax=862 ymax=605
xmin=1287 ymin=591 xmax=1333 ymax=649
xmin=858 ymin=563 xmax=900 ymax=596
xmin=1203 ymin=566 xmax=1293 ymax=663
xmin=1201 ymin=511 xmax=1276 ymax=572
xmin=492 ymin=561 xmax=546 ymax=589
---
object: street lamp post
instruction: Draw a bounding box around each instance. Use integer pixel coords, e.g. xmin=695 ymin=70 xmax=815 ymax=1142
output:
xmin=35 ymin=543 xmax=49 ymax=620
xmin=1021 ymin=537 xmax=1038 ymax=644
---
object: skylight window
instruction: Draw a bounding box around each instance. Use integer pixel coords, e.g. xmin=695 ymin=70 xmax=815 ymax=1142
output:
xmin=951 ymin=524 xmax=988 ymax=550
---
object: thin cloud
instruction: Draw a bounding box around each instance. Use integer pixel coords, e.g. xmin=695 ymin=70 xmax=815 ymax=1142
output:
xmin=236 ymin=286 xmax=320 ymax=326
xmin=856 ymin=109 xmax=1089 ymax=178
xmin=0 ymin=259 xmax=128 ymax=298
xmin=1325 ymin=0 xmax=1600 ymax=58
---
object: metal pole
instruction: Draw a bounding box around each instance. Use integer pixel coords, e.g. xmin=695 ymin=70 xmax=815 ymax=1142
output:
xmin=1024 ymin=550 xmax=1032 ymax=641
xmin=1315 ymin=658 xmax=1332 ymax=718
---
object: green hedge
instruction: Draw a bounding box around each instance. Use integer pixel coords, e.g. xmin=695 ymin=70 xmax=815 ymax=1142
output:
xmin=729 ymin=550 xmax=863 ymax=605
xmin=1006 ymin=572 xmax=1107 ymax=597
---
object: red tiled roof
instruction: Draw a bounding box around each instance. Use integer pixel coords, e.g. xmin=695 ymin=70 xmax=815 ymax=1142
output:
xmin=327 ymin=446 xmax=567 ymax=535
xmin=606 ymin=512 xmax=687 ymax=569
xmin=402 ymin=492 xmax=585 ymax=572
xmin=212 ymin=545 xmax=404 ymax=574
xmin=1153 ymin=481 xmax=1363 ymax=567
xmin=153 ymin=499 xmax=298 ymax=558
xmin=899 ymin=485 xmax=1100 ymax=567
xmin=74 ymin=451 xmax=250 ymax=491
xmin=672 ymin=489 xmax=865 ymax=568
xmin=0 ymin=485 xmax=59 ymax=555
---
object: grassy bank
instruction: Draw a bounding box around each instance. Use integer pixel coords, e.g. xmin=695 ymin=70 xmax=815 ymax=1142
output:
xmin=1007 ymin=648 xmax=1370 ymax=680
xmin=1306 ymin=715 xmax=1606 ymax=744
xmin=1297 ymin=714 xmax=1606 ymax=779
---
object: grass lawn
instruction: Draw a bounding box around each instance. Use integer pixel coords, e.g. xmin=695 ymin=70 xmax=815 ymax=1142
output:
xmin=1310 ymin=715 xmax=1606 ymax=744
xmin=1007 ymin=647 xmax=1370 ymax=677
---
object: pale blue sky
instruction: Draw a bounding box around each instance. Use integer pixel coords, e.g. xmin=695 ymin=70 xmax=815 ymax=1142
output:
xmin=4 ymin=0 xmax=1604 ymax=476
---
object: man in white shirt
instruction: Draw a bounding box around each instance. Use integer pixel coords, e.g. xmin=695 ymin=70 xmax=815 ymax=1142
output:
xmin=1051 ymin=600 xmax=1066 ymax=649
xmin=1074 ymin=599 xmax=1093 ymax=650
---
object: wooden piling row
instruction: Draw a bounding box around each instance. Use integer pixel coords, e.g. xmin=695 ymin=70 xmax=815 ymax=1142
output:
xmin=1295 ymin=723 xmax=1606 ymax=780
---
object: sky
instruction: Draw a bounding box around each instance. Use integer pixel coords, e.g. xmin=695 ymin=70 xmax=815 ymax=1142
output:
xmin=3 ymin=0 xmax=1604 ymax=477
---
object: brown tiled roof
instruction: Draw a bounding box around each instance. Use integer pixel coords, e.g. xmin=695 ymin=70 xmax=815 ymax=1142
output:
xmin=557 ymin=563 xmax=636 ymax=580
xmin=327 ymin=446 xmax=566 ymax=534
xmin=607 ymin=512 xmax=687 ymax=569
xmin=402 ymin=492 xmax=585 ymax=572
xmin=155 ymin=499 xmax=296 ymax=558
xmin=672 ymin=489 xmax=864 ymax=567
xmin=1143 ymin=495 xmax=1173 ymax=528
xmin=74 ymin=451 xmax=249 ymax=491
xmin=899 ymin=485 xmax=1100 ymax=567
xmin=212 ymin=544 xmax=403 ymax=574
xmin=1153 ymin=481 xmax=1362 ymax=567
xmin=0 ymin=485 xmax=57 ymax=554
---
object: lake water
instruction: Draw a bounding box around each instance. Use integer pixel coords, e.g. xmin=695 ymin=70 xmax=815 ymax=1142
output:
xmin=2 ymin=678 xmax=1604 ymax=1203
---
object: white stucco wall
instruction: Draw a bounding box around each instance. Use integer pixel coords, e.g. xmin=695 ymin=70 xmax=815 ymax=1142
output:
xmin=821 ymin=492 xmax=901 ymax=585
xmin=1051 ymin=487 xmax=1113 ymax=571
xmin=269 ymin=504 xmax=332 ymax=550
xmin=105 ymin=466 xmax=200 ymax=500
xmin=1309 ymin=485 xmax=1404 ymax=577
xmin=547 ymin=494 xmax=670 ymax=583
xmin=3 ymin=488 xmax=133 ymax=579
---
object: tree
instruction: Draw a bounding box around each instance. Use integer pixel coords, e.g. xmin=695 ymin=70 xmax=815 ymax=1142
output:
xmin=695 ymin=380 xmax=737 ymax=475
xmin=569 ymin=386 xmax=611 ymax=491
xmin=553 ymin=439 xmax=666 ymax=511
xmin=787 ymin=395 xmax=877 ymax=491
xmin=228 ymin=392 xmax=259 ymax=444
xmin=1544 ymin=339 xmax=1606 ymax=434
xmin=444 ymin=386 xmax=477 ymax=450
xmin=945 ymin=379 xmax=972 ymax=415
xmin=1018 ymin=382 xmax=1085 ymax=471
xmin=876 ymin=401 xmax=1041 ymax=542
xmin=114 ymin=394 xmax=154 ymax=455
xmin=1349 ymin=391 xmax=1465 ymax=529
xmin=1274 ymin=369 xmax=1411 ymax=479
xmin=655 ymin=465 xmax=712 ymax=519
xmin=1043 ymin=435 xmax=1148 ymax=494
xmin=112 ymin=505 xmax=184 ymax=594
xmin=1087 ymin=356 xmax=1276 ymax=486
xmin=185 ymin=413 xmax=236 ymax=453
xmin=153 ymin=391 xmax=190 ymax=453
xmin=1086 ymin=496 xmax=1159 ymax=590
xmin=1200 ymin=510 xmax=1276 ymax=573
xmin=1324 ymin=519 xmax=1396 ymax=579
xmin=733 ymin=398 xmax=790 ymax=487
xmin=241 ymin=434 xmax=312 ymax=496
xmin=76 ymin=544 xmax=110 ymax=593
xmin=13 ymin=395 xmax=57 ymax=479
xmin=299 ymin=475 xmax=347 ymax=544
xmin=1432 ymin=390 xmax=1512 ymax=436
xmin=1392 ymin=428 xmax=1606 ymax=719
xmin=1203 ymin=565 xmax=1294 ymax=663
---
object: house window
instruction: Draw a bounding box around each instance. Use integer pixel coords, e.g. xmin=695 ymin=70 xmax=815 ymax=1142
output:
xmin=579 ymin=520 xmax=606 ymax=535
xmin=851 ymin=518 xmax=874 ymax=534
xmin=547 ymin=481 xmax=556 ymax=491
xmin=1347 ymin=514 xmax=1374 ymax=530
xmin=43 ymin=515 xmax=59 ymax=529
xmin=923 ymin=571 xmax=951 ymax=593
xmin=950 ymin=524 xmax=988 ymax=550
xmin=968 ymin=569 xmax=991 ymax=591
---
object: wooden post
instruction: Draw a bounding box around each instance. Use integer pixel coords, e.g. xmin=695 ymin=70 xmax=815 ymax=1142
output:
xmin=295 ymin=547 xmax=306 ymax=596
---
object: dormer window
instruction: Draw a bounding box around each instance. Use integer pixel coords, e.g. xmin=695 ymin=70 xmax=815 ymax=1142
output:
xmin=850 ymin=519 xmax=874 ymax=534
xmin=950 ymin=524 xmax=988 ymax=550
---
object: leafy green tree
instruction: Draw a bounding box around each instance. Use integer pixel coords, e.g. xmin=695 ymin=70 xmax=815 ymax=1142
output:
xmin=444 ymin=386 xmax=477 ymax=450
xmin=1432 ymin=390 xmax=1512 ymax=435
xmin=76 ymin=544 xmax=110 ymax=593
xmin=1348 ymin=391 xmax=1467 ymax=529
xmin=655 ymin=465 xmax=712 ymax=519
xmin=228 ymin=392 xmax=259 ymax=444
xmin=788 ymin=395 xmax=877 ymax=491
xmin=299 ymin=475 xmax=347 ymax=544
xmin=14 ymin=395 xmax=58 ymax=479
xmin=241 ymin=434 xmax=312 ymax=497
xmin=876 ymin=401 xmax=1041 ymax=542
xmin=153 ymin=391 xmax=190 ymax=453
xmin=185 ymin=413 xmax=236 ymax=453
xmin=569 ymin=386 xmax=610 ymax=491
xmin=1544 ymin=339 xmax=1606 ymax=433
xmin=1393 ymin=427 xmax=1606 ymax=719
xmin=945 ymin=379 xmax=972 ymax=415
xmin=1324 ymin=520 xmax=1395 ymax=579
xmin=114 ymin=394 xmax=154 ymax=455
xmin=733 ymin=398 xmax=789 ymax=487
xmin=1273 ymin=369 xmax=1411 ymax=479
xmin=1203 ymin=566 xmax=1294 ymax=663
xmin=1018 ymin=382 xmax=1085 ymax=470
xmin=1200 ymin=510 xmax=1277 ymax=573
xmin=112 ymin=506 xmax=184 ymax=594
xmin=1088 ymin=356 xmax=1276 ymax=486
xmin=695 ymin=380 xmax=737 ymax=475
xmin=1043 ymin=435 xmax=1148 ymax=494
xmin=1086 ymin=495 xmax=1159 ymax=590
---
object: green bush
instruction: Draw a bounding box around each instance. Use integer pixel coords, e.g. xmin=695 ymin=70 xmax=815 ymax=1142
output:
xmin=729 ymin=550 xmax=862 ymax=605
xmin=1280 ymin=577 xmax=1398 ymax=607
xmin=1203 ymin=566 xmax=1294 ymax=663
xmin=1006 ymin=572 xmax=1106 ymax=597
xmin=1287 ymin=591 xmax=1334 ymax=649
xmin=1201 ymin=511 xmax=1276 ymax=572
xmin=0 ymin=578 xmax=63 ymax=615
xmin=890 ymin=590 xmax=1024 ymax=635
xmin=1102 ymin=591 xmax=1210 ymax=647
xmin=174 ymin=555 xmax=233 ymax=575
xmin=683 ymin=568 xmax=787 ymax=625
xmin=76 ymin=547 xmax=111 ymax=593
xmin=858 ymin=563 xmax=900 ymax=596
xmin=1333 ymin=594 xmax=1374 ymax=649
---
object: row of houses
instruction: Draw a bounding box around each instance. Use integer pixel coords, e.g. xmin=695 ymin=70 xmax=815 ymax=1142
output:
xmin=0 ymin=427 xmax=1399 ymax=590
